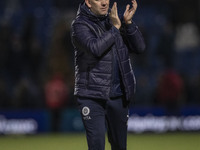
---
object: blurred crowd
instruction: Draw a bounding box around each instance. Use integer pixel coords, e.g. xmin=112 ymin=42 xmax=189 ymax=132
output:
xmin=0 ymin=0 xmax=200 ymax=115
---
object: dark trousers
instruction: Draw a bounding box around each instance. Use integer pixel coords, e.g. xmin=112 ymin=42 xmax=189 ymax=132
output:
xmin=77 ymin=96 xmax=129 ymax=150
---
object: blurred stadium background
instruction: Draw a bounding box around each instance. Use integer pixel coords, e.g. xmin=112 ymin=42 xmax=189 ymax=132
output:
xmin=0 ymin=0 xmax=200 ymax=149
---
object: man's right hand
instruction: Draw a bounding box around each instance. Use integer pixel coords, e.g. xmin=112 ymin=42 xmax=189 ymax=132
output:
xmin=109 ymin=2 xmax=121 ymax=29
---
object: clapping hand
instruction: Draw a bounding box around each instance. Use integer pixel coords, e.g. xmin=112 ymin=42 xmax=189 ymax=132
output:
xmin=123 ymin=0 xmax=137 ymax=24
xmin=109 ymin=0 xmax=138 ymax=29
xmin=109 ymin=2 xmax=121 ymax=29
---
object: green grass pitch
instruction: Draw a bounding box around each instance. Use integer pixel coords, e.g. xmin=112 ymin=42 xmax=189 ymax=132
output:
xmin=0 ymin=132 xmax=200 ymax=150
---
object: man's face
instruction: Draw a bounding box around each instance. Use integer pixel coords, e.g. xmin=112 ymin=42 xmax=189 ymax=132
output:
xmin=85 ymin=0 xmax=110 ymax=16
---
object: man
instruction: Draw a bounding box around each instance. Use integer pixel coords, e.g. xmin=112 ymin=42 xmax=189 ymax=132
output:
xmin=71 ymin=0 xmax=145 ymax=149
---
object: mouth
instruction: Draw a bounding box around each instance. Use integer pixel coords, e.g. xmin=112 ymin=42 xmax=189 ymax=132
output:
xmin=101 ymin=7 xmax=107 ymax=11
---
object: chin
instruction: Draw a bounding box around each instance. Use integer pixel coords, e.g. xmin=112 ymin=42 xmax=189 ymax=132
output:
xmin=100 ymin=12 xmax=108 ymax=16
xmin=101 ymin=13 xmax=107 ymax=16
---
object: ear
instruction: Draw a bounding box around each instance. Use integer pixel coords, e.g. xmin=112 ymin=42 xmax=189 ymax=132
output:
xmin=85 ymin=0 xmax=91 ymax=8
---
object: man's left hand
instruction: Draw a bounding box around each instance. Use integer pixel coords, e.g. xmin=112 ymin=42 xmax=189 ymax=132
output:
xmin=123 ymin=0 xmax=137 ymax=24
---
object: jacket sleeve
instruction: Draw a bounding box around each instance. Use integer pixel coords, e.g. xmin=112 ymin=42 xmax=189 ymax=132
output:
xmin=121 ymin=21 xmax=146 ymax=54
xmin=71 ymin=21 xmax=120 ymax=57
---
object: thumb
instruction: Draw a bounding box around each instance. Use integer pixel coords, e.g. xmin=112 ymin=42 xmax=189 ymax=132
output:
xmin=124 ymin=4 xmax=130 ymax=15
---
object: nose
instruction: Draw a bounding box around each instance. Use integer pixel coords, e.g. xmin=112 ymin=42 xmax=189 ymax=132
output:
xmin=101 ymin=0 xmax=107 ymax=6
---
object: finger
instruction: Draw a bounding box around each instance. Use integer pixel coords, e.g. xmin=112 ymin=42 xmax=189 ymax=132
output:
xmin=110 ymin=2 xmax=116 ymax=16
xmin=132 ymin=0 xmax=137 ymax=7
xmin=132 ymin=0 xmax=136 ymax=4
xmin=125 ymin=4 xmax=130 ymax=12
xmin=129 ymin=6 xmax=135 ymax=12
xmin=111 ymin=2 xmax=115 ymax=11
xmin=114 ymin=2 xmax=118 ymax=15
xmin=130 ymin=1 xmax=137 ymax=12
xmin=124 ymin=4 xmax=130 ymax=16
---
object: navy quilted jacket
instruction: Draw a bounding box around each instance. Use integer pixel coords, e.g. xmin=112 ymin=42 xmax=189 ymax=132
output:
xmin=71 ymin=2 xmax=145 ymax=102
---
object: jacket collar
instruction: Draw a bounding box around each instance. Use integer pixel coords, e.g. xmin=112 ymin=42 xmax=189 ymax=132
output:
xmin=76 ymin=2 xmax=110 ymax=22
